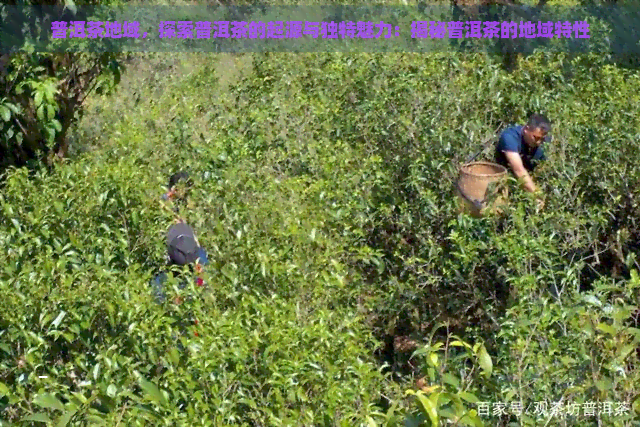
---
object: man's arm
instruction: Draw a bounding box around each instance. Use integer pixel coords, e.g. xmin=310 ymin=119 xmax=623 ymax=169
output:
xmin=504 ymin=151 xmax=537 ymax=193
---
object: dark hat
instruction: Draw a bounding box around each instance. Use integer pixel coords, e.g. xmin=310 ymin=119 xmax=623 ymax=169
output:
xmin=168 ymin=171 xmax=192 ymax=189
xmin=167 ymin=223 xmax=200 ymax=266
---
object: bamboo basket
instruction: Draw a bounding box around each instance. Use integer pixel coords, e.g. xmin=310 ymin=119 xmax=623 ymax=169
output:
xmin=455 ymin=161 xmax=508 ymax=217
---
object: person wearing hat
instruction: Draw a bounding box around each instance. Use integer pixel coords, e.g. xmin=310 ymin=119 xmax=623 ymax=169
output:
xmin=161 ymin=171 xmax=194 ymax=220
xmin=162 ymin=171 xmax=193 ymax=202
xmin=150 ymin=222 xmax=208 ymax=304
xmin=494 ymin=113 xmax=551 ymax=209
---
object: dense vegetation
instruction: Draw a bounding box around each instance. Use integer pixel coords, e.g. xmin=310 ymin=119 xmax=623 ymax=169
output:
xmin=1 ymin=1 xmax=640 ymax=426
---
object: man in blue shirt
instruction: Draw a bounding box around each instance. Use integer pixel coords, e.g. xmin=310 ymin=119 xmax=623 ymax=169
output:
xmin=495 ymin=114 xmax=551 ymax=207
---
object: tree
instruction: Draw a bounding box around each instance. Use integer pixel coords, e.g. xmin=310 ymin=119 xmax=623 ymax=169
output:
xmin=0 ymin=0 xmax=124 ymax=172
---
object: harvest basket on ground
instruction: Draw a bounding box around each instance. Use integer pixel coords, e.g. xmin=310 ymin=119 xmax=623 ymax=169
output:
xmin=455 ymin=161 xmax=508 ymax=217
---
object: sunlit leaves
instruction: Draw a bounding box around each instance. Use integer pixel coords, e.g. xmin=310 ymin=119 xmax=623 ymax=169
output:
xmin=2 ymin=32 xmax=640 ymax=427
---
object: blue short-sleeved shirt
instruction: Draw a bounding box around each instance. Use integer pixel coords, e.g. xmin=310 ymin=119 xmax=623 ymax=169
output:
xmin=495 ymin=125 xmax=547 ymax=173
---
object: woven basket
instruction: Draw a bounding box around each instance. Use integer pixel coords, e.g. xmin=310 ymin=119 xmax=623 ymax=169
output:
xmin=456 ymin=161 xmax=508 ymax=217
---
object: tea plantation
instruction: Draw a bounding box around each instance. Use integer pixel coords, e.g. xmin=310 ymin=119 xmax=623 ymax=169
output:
xmin=1 ymin=1 xmax=640 ymax=426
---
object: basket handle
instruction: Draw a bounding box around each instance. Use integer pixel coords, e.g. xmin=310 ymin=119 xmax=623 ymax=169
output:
xmin=455 ymin=181 xmax=485 ymax=211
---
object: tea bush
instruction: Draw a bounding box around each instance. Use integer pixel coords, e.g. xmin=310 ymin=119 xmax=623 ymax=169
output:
xmin=1 ymin=4 xmax=640 ymax=426
xmin=199 ymin=52 xmax=640 ymax=426
xmin=0 ymin=149 xmax=393 ymax=425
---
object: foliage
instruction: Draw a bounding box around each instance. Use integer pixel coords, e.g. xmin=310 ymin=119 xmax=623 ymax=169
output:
xmin=0 ymin=0 xmax=125 ymax=171
xmin=0 ymin=155 xmax=391 ymax=426
xmin=1 ymin=6 xmax=640 ymax=425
